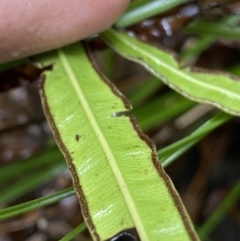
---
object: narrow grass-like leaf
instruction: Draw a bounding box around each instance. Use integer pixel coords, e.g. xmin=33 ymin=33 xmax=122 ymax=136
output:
xmin=59 ymin=222 xmax=87 ymax=241
xmin=126 ymin=0 xmax=152 ymax=12
xmin=0 ymin=162 xmax=65 ymax=204
xmin=0 ymin=148 xmax=62 ymax=184
xmin=185 ymin=19 xmax=240 ymax=41
xmin=128 ymin=76 xmax=163 ymax=107
xmin=134 ymin=91 xmax=195 ymax=131
xmin=181 ymin=15 xmax=240 ymax=60
xmin=116 ymin=0 xmax=189 ymax=28
xmin=198 ymin=180 xmax=240 ymax=240
xmin=0 ymin=187 xmax=74 ymax=220
xmin=158 ymin=112 xmax=232 ymax=167
xmin=101 ymin=30 xmax=240 ymax=116
xmin=0 ymin=58 xmax=28 ymax=72
xmin=180 ymin=35 xmax=215 ymax=60
xmin=229 ymin=63 xmax=240 ymax=77
xmin=38 ymin=43 xmax=199 ymax=241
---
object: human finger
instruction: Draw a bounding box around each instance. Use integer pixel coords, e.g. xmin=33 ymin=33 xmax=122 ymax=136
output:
xmin=0 ymin=0 xmax=130 ymax=63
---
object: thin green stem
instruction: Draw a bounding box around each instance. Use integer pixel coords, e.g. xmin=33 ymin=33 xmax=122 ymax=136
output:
xmin=0 ymin=187 xmax=75 ymax=220
xmin=0 ymin=163 xmax=66 ymax=204
xmin=134 ymin=91 xmax=195 ymax=131
xmin=129 ymin=76 xmax=163 ymax=107
xmin=59 ymin=222 xmax=87 ymax=241
xmin=0 ymin=148 xmax=62 ymax=182
xmin=198 ymin=181 xmax=240 ymax=240
xmin=0 ymin=58 xmax=28 ymax=72
xmin=116 ymin=0 xmax=189 ymax=28
xmin=180 ymin=35 xmax=215 ymax=60
xmin=184 ymin=19 xmax=240 ymax=41
xmin=181 ymin=15 xmax=240 ymax=60
xmin=158 ymin=112 xmax=232 ymax=167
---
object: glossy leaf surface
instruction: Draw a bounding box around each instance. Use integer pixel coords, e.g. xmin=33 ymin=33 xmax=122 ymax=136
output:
xmin=101 ymin=29 xmax=240 ymax=116
xmin=38 ymin=43 xmax=199 ymax=241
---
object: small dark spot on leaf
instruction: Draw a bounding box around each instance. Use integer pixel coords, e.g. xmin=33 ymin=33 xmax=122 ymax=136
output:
xmin=75 ymin=134 xmax=80 ymax=142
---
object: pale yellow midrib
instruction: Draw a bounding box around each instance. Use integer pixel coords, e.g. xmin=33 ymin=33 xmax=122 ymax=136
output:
xmin=57 ymin=49 xmax=149 ymax=241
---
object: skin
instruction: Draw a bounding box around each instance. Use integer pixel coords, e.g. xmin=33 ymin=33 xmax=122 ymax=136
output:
xmin=0 ymin=0 xmax=130 ymax=63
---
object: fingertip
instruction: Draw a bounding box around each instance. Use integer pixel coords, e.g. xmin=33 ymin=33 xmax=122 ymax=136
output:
xmin=0 ymin=0 xmax=130 ymax=63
